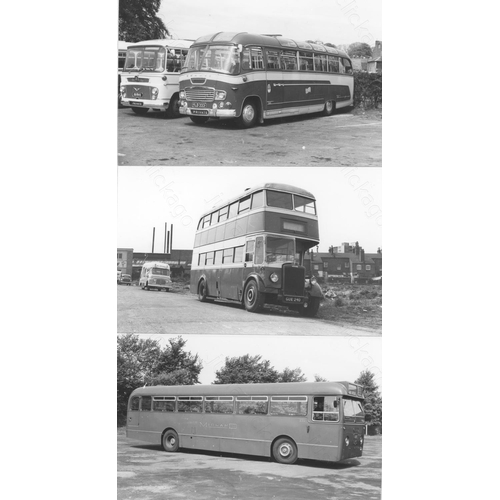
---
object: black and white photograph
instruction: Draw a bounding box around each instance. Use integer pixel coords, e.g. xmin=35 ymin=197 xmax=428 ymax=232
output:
xmin=116 ymin=1 xmax=382 ymax=499
xmin=118 ymin=0 xmax=382 ymax=166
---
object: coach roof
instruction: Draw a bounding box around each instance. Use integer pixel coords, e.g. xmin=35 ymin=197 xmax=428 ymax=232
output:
xmin=127 ymin=39 xmax=193 ymax=49
xmin=131 ymin=381 xmax=362 ymax=398
xmin=192 ymin=32 xmax=349 ymax=59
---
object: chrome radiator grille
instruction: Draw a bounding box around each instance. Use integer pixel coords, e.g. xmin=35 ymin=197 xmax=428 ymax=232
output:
xmin=185 ymin=87 xmax=215 ymax=101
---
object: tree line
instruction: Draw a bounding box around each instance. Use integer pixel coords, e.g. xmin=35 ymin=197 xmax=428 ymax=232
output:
xmin=117 ymin=334 xmax=382 ymax=431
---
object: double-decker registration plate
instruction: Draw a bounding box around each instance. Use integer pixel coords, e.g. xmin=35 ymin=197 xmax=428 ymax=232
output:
xmin=284 ymin=297 xmax=302 ymax=303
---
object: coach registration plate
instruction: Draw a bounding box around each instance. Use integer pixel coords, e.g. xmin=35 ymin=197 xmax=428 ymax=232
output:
xmin=284 ymin=297 xmax=302 ymax=303
xmin=191 ymin=109 xmax=209 ymax=115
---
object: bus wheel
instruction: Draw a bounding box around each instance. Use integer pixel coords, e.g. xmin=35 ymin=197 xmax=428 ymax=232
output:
xmin=322 ymin=100 xmax=335 ymax=116
xmin=132 ymin=107 xmax=149 ymax=115
xmin=301 ymin=297 xmax=321 ymax=317
xmin=198 ymin=279 xmax=208 ymax=302
xmin=238 ymin=100 xmax=258 ymax=128
xmin=244 ymin=280 xmax=264 ymax=312
xmin=272 ymin=437 xmax=298 ymax=464
xmin=190 ymin=116 xmax=209 ymax=125
xmin=162 ymin=429 xmax=179 ymax=452
xmin=145 ymin=281 xmax=150 ymax=291
xmin=166 ymin=95 xmax=181 ymax=118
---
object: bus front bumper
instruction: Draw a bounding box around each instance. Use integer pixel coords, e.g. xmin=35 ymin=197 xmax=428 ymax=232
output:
xmin=180 ymin=106 xmax=237 ymax=119
xmin=121 ymin=99 xmax=170 ymax=110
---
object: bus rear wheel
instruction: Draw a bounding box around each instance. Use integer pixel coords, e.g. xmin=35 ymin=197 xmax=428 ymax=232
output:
xmin=243 ymin=280 xmax=264 ymax=312
xmin=162 ymin=429 xmax=179 ymax=452
xmin=237 ymin=100 xmax=258 ymax=128
xmin=272 ymin=437 xmax=298 ymax=464
xmin=322 ymin=100 xmax=335 ymax=116
xmin=132 ymin=107 xmax=149 ymax=115
xmin=166 ymin=95 xmax=181 ymax=118
xmin=198 ymin=279 xmax=208 ymax=302
xmin=190 ymin=116 xmax=209 ymax=125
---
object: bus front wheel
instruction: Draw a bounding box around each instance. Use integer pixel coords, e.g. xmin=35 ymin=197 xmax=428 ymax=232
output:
xmin=162 ymin=429 xmax=179 ymax=452
xmin=272 ymin=437 xmax=298 ymax=464
xmin=132 ymin=107 xmax=149 ymax=115
xmin=237 ymin=100 xmax=258 ymax=128
xmin=243 ymin=280 xmax=264 ymax=312
xmin=322 ymin=100 xmax=335 ymax=116
xmin=300 ymin=297 xmax=321 ymax=317
xmin=190 ymin=116 xmax=209 ymax=125
xmin=166 ymin=95 xmax=181 ymax=118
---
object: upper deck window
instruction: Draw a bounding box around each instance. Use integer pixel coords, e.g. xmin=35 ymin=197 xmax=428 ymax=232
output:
xmin=293 ymin=195 xmax=316 ymax=215
xmin=267 ymin=190 xmax=293 ymax=210
xmin=124 ymin=47 xmax=166 ymax=73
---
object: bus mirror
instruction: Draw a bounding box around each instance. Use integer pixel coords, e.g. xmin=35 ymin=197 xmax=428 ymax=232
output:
xmin=237 ymin=44 xmax=243 ymax=53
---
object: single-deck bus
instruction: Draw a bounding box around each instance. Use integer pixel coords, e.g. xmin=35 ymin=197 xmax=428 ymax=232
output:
xmin=127 ymin=381 xmax=365 ymax=465
xmin=118 ymin=41 xmax=130 ymax=107
xmin=120 ymin=39 xmax=193 ymax=117
xmin=190 ymin=183 xmax=324 ymax=316
xmin=179 ymin=32 xmax=354 ymax=128
xmin=139 ymin=261 xmax=171 ymax=292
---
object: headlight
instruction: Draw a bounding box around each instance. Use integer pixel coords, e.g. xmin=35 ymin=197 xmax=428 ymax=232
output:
xmin=270 ymin=273 xmax=279 ymax=283
xmin=345 ymin=437 xmax=350 ymax=446
xmin=120 ymin=86 xmax=126 ymax=96
xmin=151 ymin=87 xmax=159 ymax=99
xmin=179 ymin=91 xmax=186 ymax=99
xmin=215 ymin=90 xmax=227 ymax=100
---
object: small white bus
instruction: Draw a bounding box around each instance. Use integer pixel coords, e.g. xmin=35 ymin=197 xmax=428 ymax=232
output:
xmin=120 ymin=39 xmax=193 ymax=117
xmin=139 ymin=262 xmax=172 ymax=292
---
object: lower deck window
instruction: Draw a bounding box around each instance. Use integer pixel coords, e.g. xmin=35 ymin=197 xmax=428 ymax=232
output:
xmin=236 ymin=396 xmax=268 ymax=415
xmin=313 ymin=396 xmax=339 ymax=422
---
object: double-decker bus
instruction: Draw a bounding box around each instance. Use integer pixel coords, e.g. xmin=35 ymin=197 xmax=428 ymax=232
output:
xmin=127 ymin=381 xmax=365 ymax=465
xmin=120 ymin=39 xmax=193 ymax=118
xmin=190 ymin=183 xmax=324 ymax=316
xmin=179 ymin=32 xmax=354 ymax=128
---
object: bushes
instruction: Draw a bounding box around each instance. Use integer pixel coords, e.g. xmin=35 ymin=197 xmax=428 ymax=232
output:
xmin=353 ymin=72 xmax=382 ymax=109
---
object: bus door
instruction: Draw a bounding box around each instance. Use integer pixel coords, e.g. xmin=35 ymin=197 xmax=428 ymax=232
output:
xmin=264 ymin=49 xmax=284 ymax=116
xmin=127 ymin=396 xmax=140 ymax=428
xmin=307 ymin=395 xmax=342 ymax=461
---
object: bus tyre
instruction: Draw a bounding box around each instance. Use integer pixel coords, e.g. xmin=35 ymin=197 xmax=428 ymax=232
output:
xmin=132 ymin=107 xmax=149 ymax=115
xmin=145 ymin=281 xmax=150 ymax=291
xmin=198 ymin=279 xmax=208 ymax=302
xmin=322 ymin=100 xmax=335 ymax=116
xmin=190 ymin=116 xmax=209 ymax=125
xmin=237 ymin=100 xmax=258 ymax=128
xmin=243 ymin=280 xmax=264 ymax=312
xmin=166 ymin=95 xmax=181 ymax=118
xmin=301 ymin=297 xmax=321 ymax=317
xmin=272 ymin=437 xmax=298 ymax=464
xmin=162 ymin=429 xmax=180 ymax=453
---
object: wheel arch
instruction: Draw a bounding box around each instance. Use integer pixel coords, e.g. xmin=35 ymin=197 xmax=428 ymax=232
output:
xmin=238 ymin=95 xmax=263 ymax=123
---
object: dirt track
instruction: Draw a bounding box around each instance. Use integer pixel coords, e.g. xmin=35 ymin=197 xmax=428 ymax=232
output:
xmin=118 ymin=108 xmax=381 ymax=167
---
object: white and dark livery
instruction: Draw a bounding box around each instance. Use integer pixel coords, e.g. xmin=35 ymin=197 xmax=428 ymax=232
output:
xmin=139 ymin=261 xmax=171 ymax=292
xmin=120 ymin=39 xmax=193 ymax=117
xmin=179 ymin=32 xmax=354 ymax=128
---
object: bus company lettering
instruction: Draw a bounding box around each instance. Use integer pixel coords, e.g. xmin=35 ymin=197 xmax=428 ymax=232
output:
xmin=199 ymin=422 xmax=237 ymax=430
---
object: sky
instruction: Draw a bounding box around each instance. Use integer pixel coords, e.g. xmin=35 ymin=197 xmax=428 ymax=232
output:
xmin=117 ymin=166 xmax=382 ymax=254
xmin=135 ymin=333 xmax=382 ymax=392
xmin=158 ymin=0 xmax=382 ymax=47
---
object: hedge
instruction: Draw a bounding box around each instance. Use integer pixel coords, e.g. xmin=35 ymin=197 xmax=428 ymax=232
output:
xmin=353 ymin=72 xmax=382 ymax=109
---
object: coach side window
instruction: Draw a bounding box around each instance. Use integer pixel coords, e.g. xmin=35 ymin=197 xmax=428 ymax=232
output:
xmin=130 ymin=396 xmax=140 ymax=411
xmin=250 ymin=48 xmax=264 ymax=69
xmin=265 ymin=50 xmax=281 ymax=70
xmin=141 ymin=396 xmax=152 ymax=411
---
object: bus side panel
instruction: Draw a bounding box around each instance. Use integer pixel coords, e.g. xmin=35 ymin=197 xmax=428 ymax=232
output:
xmin=305 ymin=423 xmax=343 ymax=461
xmin=220 ymin=266 xmax=244 ymax=301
